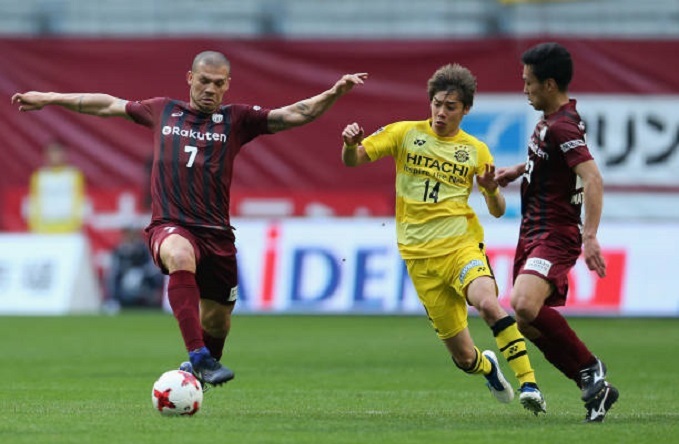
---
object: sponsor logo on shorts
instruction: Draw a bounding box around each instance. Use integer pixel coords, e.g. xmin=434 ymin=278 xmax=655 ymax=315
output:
xmin=459 ymin=259 xmax=484 ymax=284
xmin=524 ymin=258 xmax=552 ymax=276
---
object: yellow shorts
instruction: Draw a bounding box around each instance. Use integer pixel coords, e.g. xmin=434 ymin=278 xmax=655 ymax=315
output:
xmin=405 ymin=242 xmax=496 ymax=340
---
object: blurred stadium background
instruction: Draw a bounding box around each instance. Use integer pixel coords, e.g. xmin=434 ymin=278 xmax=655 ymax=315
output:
xmin=0 ymin=0 xmax=678 ymax=317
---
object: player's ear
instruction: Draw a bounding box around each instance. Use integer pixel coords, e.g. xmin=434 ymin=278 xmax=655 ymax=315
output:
xmin=186 ymin=71 xmax=193 ymax=85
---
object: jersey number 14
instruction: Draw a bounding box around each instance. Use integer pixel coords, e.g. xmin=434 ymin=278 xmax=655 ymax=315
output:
xmin=423 ymin=179 xmax=440 ymax=203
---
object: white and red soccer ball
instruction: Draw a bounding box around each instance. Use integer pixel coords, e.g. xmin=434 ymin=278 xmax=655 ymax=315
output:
xmin=152 ymin=370 xmax=203 ymax=416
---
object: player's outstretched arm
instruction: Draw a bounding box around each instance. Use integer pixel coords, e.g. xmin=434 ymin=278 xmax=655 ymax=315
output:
xmin=267 ymin=73 xmax=368 ymax=133
xmin=495 ymin=163 xmax=526 ymax=187
xmin=341 ymin=122 xmax=371 ymax=167
xmin=11 ymin=92 xmax=130 ymax=118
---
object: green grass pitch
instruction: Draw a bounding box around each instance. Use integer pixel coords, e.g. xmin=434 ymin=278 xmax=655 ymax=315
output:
xmin=1 ymin=313 xmax=677 ymax=443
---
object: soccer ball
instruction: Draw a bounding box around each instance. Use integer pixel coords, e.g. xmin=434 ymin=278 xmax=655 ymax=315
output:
xmin=151 ymin=370 xmax=203 ymax=416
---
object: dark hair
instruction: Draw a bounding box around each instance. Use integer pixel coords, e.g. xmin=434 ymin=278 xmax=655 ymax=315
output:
xmin=521 ymin=42 xmax=573 ymax=91
xmin=427 ymin=63 xmax=477 ymax=108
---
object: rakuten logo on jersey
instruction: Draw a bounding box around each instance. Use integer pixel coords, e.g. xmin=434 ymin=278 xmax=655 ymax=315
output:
xmin=161 ymin=126 xmax=227 ymax=143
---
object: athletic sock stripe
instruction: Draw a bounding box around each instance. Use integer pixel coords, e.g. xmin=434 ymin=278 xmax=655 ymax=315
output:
xmin=499 ymin=338 xmax=525 ymax=353
xmin=491 ymin=316 xmax=517 ymax=336
xmin=469 ymin=350 xmax=483 ymax=373
xmin=506 ymin=350 xmax=528 ymax=362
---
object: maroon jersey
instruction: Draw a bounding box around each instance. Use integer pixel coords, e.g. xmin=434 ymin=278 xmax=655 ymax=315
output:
xmin=126 ymin=98 xmax=271 ymax=229
xmin=519 ymin=99 xmax=593 ymax=240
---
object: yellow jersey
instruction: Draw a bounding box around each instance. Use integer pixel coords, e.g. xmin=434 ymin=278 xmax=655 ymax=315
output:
xmin=362 ymin=120 xmax=494 ymax=259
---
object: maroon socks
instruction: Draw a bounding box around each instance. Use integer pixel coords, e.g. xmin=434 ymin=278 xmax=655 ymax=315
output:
xmin=167 ymin=270 xmax=204 ymax=352
xmin=529 ymin=305 xmax=596 ymax=383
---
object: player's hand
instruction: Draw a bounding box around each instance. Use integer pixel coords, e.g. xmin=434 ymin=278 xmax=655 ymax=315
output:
xmin=11 ymin=91 xmax=50 ymax=111
xmin=583 ymin=236 xmax=607 ymax=278
xmin=342 ymin=122 xmax=364 ymax=146
xmin=495 ymin=165 xmax=522 ymax=187
xmin=333 ymin=73 xmax=368 ymax=96
xmin=477 ymin=164 xmax=499 ymax=194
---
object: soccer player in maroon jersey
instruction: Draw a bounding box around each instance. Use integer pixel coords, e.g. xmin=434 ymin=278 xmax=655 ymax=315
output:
xmin=12 ymin=51 xmax=368 ymax=389
xmin=495 ymin=42 xmax=618 ymax=422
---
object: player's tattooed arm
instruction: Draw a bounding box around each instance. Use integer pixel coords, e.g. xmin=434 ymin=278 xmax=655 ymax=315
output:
xmin=266 ymin=73 xmax=368 ymax=133
xmin=69 ymin=94 xmax=129 ymax=118
xmin=12 ymin=92 xmax=129 ymax=118
xmin=267 ymin=100 xmax=315 ymax=133
xmin=268 ymin=96 xmax=335 ymax=132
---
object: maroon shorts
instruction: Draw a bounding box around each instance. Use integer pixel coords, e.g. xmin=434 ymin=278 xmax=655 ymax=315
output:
xmin=145 ymin=222 xmax=238 ymax=305
xmin=513 ymin=230 xmax=581 ymax=307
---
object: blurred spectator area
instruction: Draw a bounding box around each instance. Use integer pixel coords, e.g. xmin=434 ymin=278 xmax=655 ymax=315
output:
xmin=2 ymin=0 xmax=679 ymax=229
xmin=1 ymin=0 xmax=678 ymax=38
xmin=2 ymin=0 xmax=676 ymax=311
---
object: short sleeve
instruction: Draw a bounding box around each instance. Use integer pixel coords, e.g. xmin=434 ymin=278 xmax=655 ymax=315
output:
xmin=125 ymin=97 xmax=167 ymax=128
xmin=475 ymin=141 xmax=494 ymax=175
xmin=549 ymin=119 xmax=593 ymax=168
xmin=230 ymin=104 xmax=272 ymax=146
xmin=362 ymin=122 xmax=404 ymax=162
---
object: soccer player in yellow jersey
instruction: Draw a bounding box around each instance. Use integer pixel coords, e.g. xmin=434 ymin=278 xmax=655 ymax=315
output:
xmin=341 ymin=64 xmax=546 ymax=415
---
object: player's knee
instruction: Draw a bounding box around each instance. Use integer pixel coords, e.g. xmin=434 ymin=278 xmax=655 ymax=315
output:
xmin=466 ymin=277 xmax=502 ymax=319
xmin=164 ymin=248 xmax=196 ymax=272
xmin=473 ymin=295 xmax=503 ymax=321
xmin=511 ymin=294 xmax=539 ymax=323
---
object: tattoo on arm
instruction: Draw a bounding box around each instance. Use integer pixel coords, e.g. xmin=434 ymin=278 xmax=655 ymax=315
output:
xmin=268 ymin=96 xmax=331 ymax=132
xmin=77 ymin=95 xmax=84 ymax=113
xmin=267 ymin=112 xmax=287 ymax=132
xmin=294 ymin=100 xmax=313 ymax=120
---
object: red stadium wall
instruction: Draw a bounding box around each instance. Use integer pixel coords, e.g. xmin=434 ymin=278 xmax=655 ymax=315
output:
xmin=1 ymin=37 xmax=678 ymax=231
xmin=1 ymin=37 xmax=678 ymax=312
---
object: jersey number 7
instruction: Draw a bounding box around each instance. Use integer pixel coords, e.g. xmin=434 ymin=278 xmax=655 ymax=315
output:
xmin=184 ymin=145 xmax=198 ymax=167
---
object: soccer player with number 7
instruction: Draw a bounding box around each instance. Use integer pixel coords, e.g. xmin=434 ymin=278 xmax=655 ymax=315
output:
xmin=341 ymin=63 xmax=546 ymax=415
xmin=12 ymin=50 xmax=368 ymax=390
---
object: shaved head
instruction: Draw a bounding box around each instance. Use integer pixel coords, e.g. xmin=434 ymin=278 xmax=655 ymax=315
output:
xmin=187 ymin=51 xmax=232 ymax=113
xmin=192 ymin=51 xmax=230 ymax=72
